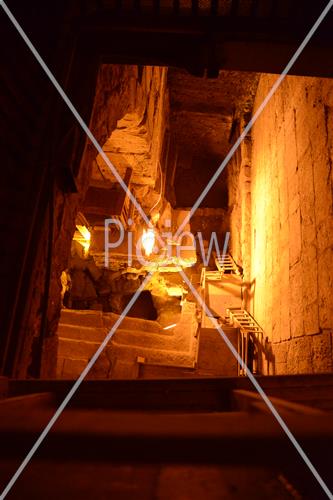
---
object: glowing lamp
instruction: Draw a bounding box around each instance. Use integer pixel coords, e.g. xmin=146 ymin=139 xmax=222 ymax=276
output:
xmin=74 ymin=224 xmax=91 ymax=256
xmin=142 ymin=228 xmax=155 ymax=256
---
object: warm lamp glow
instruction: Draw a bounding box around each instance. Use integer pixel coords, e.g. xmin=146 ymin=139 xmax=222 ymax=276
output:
xmin=76 ymin=225 xmax=91 ymax=242
xmin=74 ymin=224 xmax=91 ymax=256
xmin=142 ymin=228 xmax=155 ymax=256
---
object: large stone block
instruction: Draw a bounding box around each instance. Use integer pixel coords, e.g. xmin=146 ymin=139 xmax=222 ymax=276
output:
xmin=301 ymin=243 xmax=319 ymax=335
xmin=86 ymin=352 xmax=111 ymax=379
xmin=289 ymin=208 xmax=301 ymax=267
xmin=279 ymin=284 xmax=291 ymax=342
xmin=318 ymin=248 xmax=333 ymax=329
xmin=312 ymin=331 xmax=333 ymax=373
xmin=62 ymin=358 xmax=87 ymax=379
xmin=317 ymin=216 xmax=333 ymax=254
xmin=60 ymin=309 xmax=104 ymax=328
xmin=313 ymin=153 xmax=333 ymax=225
xmin=287 ymin=336 xmax=313 ymax=374
xmin=289 ymin=263 xmax=303 ymax=339
xmin=295 ymin=105 xmax=312 ymax=161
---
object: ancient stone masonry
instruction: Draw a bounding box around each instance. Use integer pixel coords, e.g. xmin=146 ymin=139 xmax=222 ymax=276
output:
xmin=168 ymin=68 xmax=259 ymax=208
xmin=250 ymin=75 xmax=333 ymax=374
xmin=228 ymin=122 xmax=253 ymax=283
xmin=20 ymin=65 xmax=168 ymax=378
xmin=90 ymin=65 xmax=168 ymax=218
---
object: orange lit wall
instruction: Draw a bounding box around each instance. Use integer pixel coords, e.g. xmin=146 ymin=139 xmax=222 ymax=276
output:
xmin=250 ymin=74 xmax=333 ymax=374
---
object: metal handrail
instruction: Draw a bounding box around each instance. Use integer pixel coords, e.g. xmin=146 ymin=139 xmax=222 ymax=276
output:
xmin=226 ymin=307 xmax=267 ymax=376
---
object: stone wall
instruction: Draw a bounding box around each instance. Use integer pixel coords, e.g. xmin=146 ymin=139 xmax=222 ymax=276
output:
xmin=20 ymin=65 xmax=168 ymax=377
xmin=250 ymin=74 xmax=333 ymax=374
xmin=228 ymin=122 xmax=252 ymax=281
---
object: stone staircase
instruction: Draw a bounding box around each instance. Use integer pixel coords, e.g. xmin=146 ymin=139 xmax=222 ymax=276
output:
xmin=56 ymin=302 xmax=199 ymax=379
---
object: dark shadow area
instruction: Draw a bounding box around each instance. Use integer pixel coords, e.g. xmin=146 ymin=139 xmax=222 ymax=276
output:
xmin=123 ymin=291 xmax=158 ymax=321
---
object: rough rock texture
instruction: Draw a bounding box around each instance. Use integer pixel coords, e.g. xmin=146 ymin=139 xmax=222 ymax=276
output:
xmin=250 ymin=74 xmax=333 ymax=374
xmin=228 ymin=120 xmax=253 ymax=281
xmin=91 ymin=66 xmax=168 ymax=210
xmin=168 ymin=68 xmax=259 ymax=208
xmin=21 ymin=65 xmax=168 ymax=378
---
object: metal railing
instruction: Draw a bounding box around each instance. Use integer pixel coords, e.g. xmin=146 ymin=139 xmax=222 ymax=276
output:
xmin=215 ymin=253 xmax=241 ymax=276
xmin=226 ymin=307 xmax=267 ymax=376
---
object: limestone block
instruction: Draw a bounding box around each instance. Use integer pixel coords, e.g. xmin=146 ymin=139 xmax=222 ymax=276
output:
xmin=289 ymin=207 xmax=301 ymax=267
xmin=287 ymin=172 xmax=299 ymax=213
xmin=271 ymin=272 xmax=281 ymax=343
xmin=321 ymin=81 xmax=333 ymax=106
xmin=303 ymin=301 xmax=319 ymax=337
xmin=283 ymin=119 xmax=298 ymax=177
xmin=289 ymin=263 xmax=303 ymax=338
xmin=295 ymin=105 xmax=312 ymax=161
xmin=313 ymin=154 xmax=333 ymax=225
xmin=86 ymin=352 xmax=111 ymax=379
xmin=58 ymin=338 xmax=101 ymax=359
xmin=60 ymin=309 xmax=104 ymax=328
xmin=272 ymin=342 xmax=288 ymax=374
xmin=318 ymin=248 xmax=333 ymax=329
xmin=279 ymin=189 xmax=289 ymax=229
xmin=317 ymin=216 xmax=333 ymax=254
xmin=280 ymin=289 xmax=291 ymax=342
xmin=275 ymin=362 xmax=287 ymax=375
xmin=287 ymin=336 xmax=313 ymax=374
xmin=301 ymin=217 xmax=316 ymax=248
xmin=312 ymin=331 xmax=333 ymax=373
xmin=279 ymin=249 xmax=291 ymax=342
xmin=301 ymin=243 xmax=319 ymax=335
xmin=62 ymin=358 xmax=87 ymax=379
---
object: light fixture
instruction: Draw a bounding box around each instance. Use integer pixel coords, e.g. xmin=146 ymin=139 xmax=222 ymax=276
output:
xmin=142 ymin=227 xmax=155 ymax=256
xmin=163 ymin=323 xmax=177 ymax=330
xmin=74 ymin=224 xmax=91 ymax=257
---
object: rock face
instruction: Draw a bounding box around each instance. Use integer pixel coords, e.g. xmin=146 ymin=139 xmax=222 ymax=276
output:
xmin=168 ymin=68 xmax=259 ymax=208
xmin=244 ymin=74 xmax=333 ymax=374
xmin=31 ymin=65 xmax=169 ymax=378
xmin=90 ymin=65 xmax=168 ymax=213
xmin=21 ymin=62 xmax=333 ymax=379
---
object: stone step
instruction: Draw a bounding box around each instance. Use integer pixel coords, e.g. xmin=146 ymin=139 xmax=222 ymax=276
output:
xmin=60 ymin=309 xmax=104 ymax=328
xmin=60 ymin=309 xmax=161 ymax=333
xmin=57 ymin=324 xmax=107 ymax=342
xmin=58 ymin=325 xmax=181 ymax=350
xmin=58 ymin=338 xmax=103 ymax=360
xmin=103 ymin=312 xmax=161 ymax=333
xmin=57 ymin=337 xmax=195 ymax=368
xmin=110 ymin=359 xmax=140 ymax=379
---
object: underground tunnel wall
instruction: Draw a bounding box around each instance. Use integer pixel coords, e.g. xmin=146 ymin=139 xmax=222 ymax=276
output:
xmin=17 ymin=65 xmax=167 ymax=378
xmin=250 ymin=74 xmax=333 ymax=374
